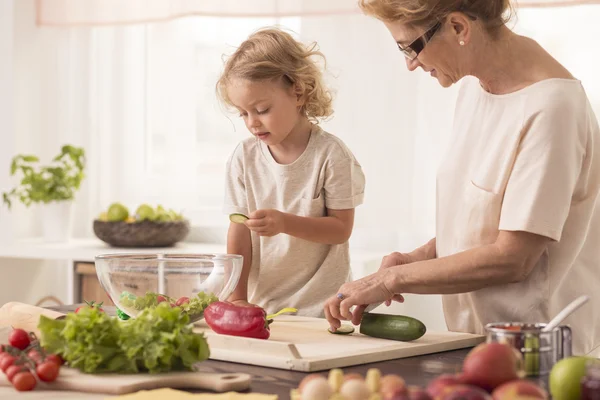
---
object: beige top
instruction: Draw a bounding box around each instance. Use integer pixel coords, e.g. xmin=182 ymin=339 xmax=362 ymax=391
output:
xmin=438 ymin=77 xmax=600 ymax=356
xmin=223 ymin=124 xmax=365 ymax=317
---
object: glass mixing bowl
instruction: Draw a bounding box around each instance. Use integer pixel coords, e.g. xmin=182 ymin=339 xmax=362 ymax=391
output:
xmin=94 ymin=253 xmax=242 ymax=323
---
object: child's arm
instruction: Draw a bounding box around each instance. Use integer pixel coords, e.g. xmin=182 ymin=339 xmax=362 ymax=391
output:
xmin=226 ymin=221 xmax=253 ymax=304
xmin=245 ymin=208 xmax=354 ymax=245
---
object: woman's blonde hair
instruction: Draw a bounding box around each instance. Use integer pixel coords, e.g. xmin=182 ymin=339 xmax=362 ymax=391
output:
xmin=358 ymin=0 xmax=512 ymax=31
xmin=216 ymin=28 xmax=333 ymax=122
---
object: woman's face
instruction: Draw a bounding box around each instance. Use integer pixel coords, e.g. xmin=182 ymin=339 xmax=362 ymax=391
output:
xmin=384 ymin=18 xmax=466 ymax=88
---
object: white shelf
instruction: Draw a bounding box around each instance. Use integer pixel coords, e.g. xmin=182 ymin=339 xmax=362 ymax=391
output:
xmin=0 ymin=238 xmax=228 ymax=263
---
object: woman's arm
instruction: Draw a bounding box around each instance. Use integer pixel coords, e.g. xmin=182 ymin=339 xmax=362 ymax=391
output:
xmin=388 ymin=231 xmax=549 ymax=294
xmin=325 ymin=230 xmax=550 ymax=327
xmin=226 ymin=222 xmax=253 ymax=303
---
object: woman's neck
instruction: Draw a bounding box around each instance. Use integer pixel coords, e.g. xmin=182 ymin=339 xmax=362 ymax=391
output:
xmin=469 ymin=27 xmax=572 ymax=95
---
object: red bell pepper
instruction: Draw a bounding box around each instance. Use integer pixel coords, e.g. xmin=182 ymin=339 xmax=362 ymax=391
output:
xmin=204 ymin=301 xmax=272 ymax=340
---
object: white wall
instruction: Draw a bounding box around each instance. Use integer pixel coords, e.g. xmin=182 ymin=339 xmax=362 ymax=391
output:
xmin=0 ymin=0 xmax=15 ymax=244
xmin=0 ymin=0 xmax=69 ymax=307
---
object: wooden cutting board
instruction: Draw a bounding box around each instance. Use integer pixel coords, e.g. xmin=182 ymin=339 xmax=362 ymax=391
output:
xmin=0 ymin=302 xmax=251 ymax=395
xmin=193 ymin=315 xmax=485 ymax=372
xmin=0 ymin=367 xmax=251 ymax=395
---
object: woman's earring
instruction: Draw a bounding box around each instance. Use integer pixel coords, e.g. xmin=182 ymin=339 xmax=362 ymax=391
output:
xmin=459 ymin=40 xmax=465 ymax=46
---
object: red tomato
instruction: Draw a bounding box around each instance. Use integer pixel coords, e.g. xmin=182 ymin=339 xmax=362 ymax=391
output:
xmin=8 ymin=329 xmax=31 ymax=350
xmin=12 ymin=371 xmax=36 ymax=391
xmin=5 ymin=365 xmax=26 ymax=383
xmin=0 ymin=354 xmax=17 ymax=372
xmin=156 ymin=295 xmax=167 ymax=304
xmin=46 ymin=354 xmax=64 ymax=366
xmin=27 ymin=349 xmax=43 ymax=365
xmin=36 ymin=361 xmax=60 ymax=382
xmin=176 ymin=297 xmax=190 ymax=306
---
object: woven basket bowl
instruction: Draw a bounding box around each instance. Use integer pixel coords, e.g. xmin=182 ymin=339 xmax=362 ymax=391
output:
xmin=93 ymin=220 xmax=190 ymax=248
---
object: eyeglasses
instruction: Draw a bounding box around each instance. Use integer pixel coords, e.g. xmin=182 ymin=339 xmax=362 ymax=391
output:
xmin=397 ymin=21 xmax=442 ymax=60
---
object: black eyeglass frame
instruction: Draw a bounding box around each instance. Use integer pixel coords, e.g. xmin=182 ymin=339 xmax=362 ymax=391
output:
xmin=397 ymin=21 xmax=442 ymax=60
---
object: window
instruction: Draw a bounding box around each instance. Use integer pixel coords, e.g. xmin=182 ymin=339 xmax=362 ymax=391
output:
xmin=143 ymin=17 xmax=301 ymax=226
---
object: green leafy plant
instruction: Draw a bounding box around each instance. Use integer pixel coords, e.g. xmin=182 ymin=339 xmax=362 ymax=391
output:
xmin=2 ymin=145 xmax=86 ymax=209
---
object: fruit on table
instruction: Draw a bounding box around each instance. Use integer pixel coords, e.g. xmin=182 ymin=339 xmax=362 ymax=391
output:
xmin=437 ymin=384 xmax=492 ymax=400
xmin=75 ymin=300 xmax=104 ymax=313
xmin=135 ymin=203 xmax=156 ymax=221
xmin=107 ymin=202 xmax=129 ymax=221
xmin=98 ymin=203 xmax=184 ymax=223
xmin=8 ymin=328 xmax=31 ymax=350
xmin=461 ymin=342 xmax=523 ymax=391
xmin=1 ymin=327 xmax=63 ymax=392
xmin=380 ymin=374 xmax=408 ymax=398
xmin=427 ymin=374 xmax=465 ymax=398
xmin=359 ymin=312 xmax=427 ymax=342
xmin=549 ymin=356 xmax=594 ymax=400
xmin=492 ymin=379 xmax=548 ymax=400
xmin=293 ymin=369 xmax=433 ymax=400
xmin=407 ymin=386 xmax=433 ymax=400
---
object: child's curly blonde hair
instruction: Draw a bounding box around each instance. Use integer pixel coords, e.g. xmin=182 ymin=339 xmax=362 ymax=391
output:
xmin=216 ymin=28 xmax=333 ymax=122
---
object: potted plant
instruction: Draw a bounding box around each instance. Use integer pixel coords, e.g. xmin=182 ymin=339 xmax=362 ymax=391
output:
xmin=2 ymin=145 xmax=86 ymax=242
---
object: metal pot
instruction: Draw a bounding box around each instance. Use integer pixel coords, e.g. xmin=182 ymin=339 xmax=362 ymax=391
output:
xmin=485 ymin=322 xmax=572 ymax=376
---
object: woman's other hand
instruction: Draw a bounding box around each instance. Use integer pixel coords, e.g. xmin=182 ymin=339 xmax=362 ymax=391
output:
xmin=324 ymin=268 xmax=403 ymax=330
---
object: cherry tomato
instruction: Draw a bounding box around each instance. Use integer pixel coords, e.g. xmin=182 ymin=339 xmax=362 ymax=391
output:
xmin=27 ymin=349 xmax=43 ymax=365
xmin=36 ymin=361 xmax=60 ymax=382
xmin=0 ymin=354 xmax=17 ymax=372
xmin=176 ymin=297 xmax=190 ymax=306
xmin=75 ymin=300 xmax=104 ymax=313
xmin=12 ymin=371 xmax=36 ymax=391
xmin=5 ymin=365 xmax=26 ymax=383
xmin=156 ymin=295 xmax=167 ymax=304
xmin=8 ymin=329 xmax=30 ymax=350
xmin=46 ymin=354 xmax=64 ymax=366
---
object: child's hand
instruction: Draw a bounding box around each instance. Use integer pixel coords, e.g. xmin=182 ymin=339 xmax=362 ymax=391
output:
xmin=230 ymin=299 xmax=257 ymax=308
xmin=245 ymin=209 xmax=286 ymax=237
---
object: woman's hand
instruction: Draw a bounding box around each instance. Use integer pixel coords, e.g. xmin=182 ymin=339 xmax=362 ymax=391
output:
xmin=324 ymin=268 xmax=404 ymax=330
xmin=245 ymin=209 xmax=286 ymax=237
xmin=378 ymin=252 xmax=417 ymax=306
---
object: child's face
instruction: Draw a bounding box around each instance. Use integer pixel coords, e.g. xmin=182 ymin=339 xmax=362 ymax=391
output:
xmin=228 ymin=78 xmax=303 ymax=145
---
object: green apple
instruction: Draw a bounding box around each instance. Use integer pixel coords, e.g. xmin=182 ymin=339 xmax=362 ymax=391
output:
xmin=135 ymin=204 xmax=156 ymax=221
xmin=107 ymin=203 xmax=129 ymax=222
xmin=549 ymin=356 xmax=594 ymax=400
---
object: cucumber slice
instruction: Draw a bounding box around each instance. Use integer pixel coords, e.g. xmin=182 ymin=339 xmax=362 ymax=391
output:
xmin=359 ymin=313 xmax=426 ymax=341
xmin=328 ymin=325 xmax=355 ymax=335
xmin=229 ymin=213 xmax=249 ymax=224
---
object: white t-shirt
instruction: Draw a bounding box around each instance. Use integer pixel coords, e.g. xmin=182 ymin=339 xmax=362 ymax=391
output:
xmin=438 ymin=77 xmax=600 ymax=357
xmin=223 ymin=124 xmax=365 ymax=317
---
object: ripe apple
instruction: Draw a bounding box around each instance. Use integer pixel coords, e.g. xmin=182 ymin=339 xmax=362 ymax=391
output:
xmin=492 ymin=379 xmax=548 ymax=400
xmin=462 ymin=342 xmax=523 ymax=391
xmin=438 ymin=384 xmax=493 ymax=400
xmin=549 ymin=356 xmax=594 ymax=400
xmin=427 ymin=374 xmax=465 ymax=398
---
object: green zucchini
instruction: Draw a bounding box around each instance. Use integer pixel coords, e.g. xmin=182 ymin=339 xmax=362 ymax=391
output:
xmin=229 ymin=213 xmax=249 ymax=224
xmin=359 ymin=313 xmax=426 ymax=341
xmin=328 ymin=325 xmax=355 ymax=335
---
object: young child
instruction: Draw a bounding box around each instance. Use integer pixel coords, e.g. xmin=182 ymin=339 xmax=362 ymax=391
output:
xmin=216 ymin=28 xmax=365 ymax=317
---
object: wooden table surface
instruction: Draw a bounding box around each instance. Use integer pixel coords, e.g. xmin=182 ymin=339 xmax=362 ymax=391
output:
xmin=48 ymin=305 xmax=546 ymax=398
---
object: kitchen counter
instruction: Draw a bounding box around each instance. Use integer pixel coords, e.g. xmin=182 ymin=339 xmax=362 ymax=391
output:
xmin=48 ymin=304 xmax=467 ymax=398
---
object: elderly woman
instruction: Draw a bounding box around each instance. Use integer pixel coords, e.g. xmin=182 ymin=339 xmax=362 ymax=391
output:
xmin=325 ymin=0 xmax=600 ymax=356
